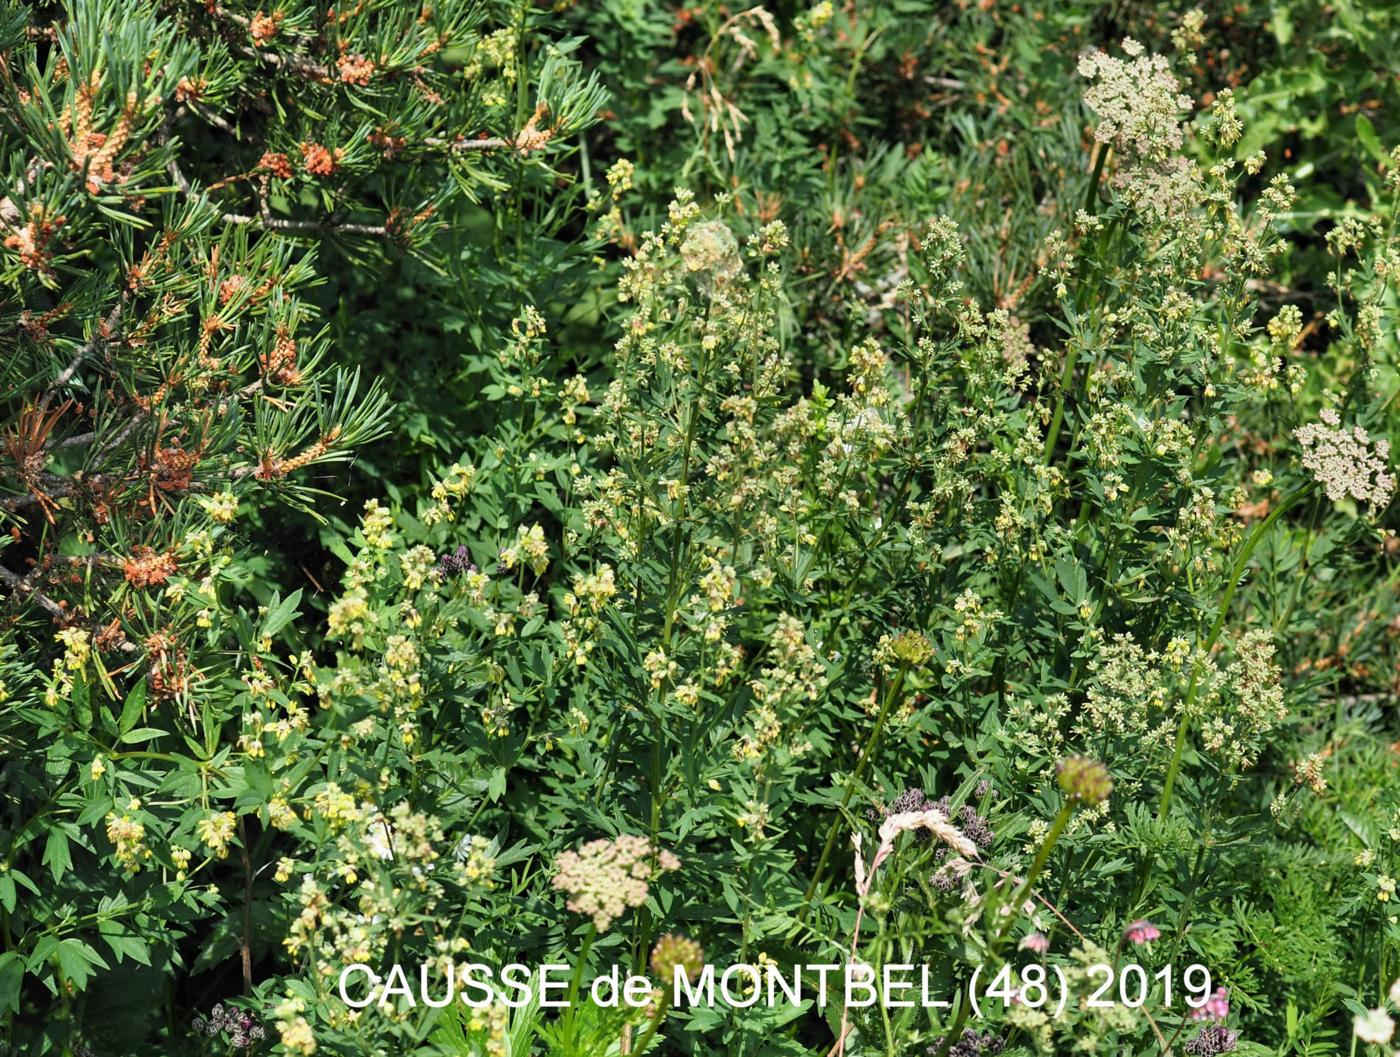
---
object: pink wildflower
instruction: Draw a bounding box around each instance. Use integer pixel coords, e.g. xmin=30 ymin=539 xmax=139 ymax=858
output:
xmin=1020 ymin=932 xmax=1050 ymax=954
xmin=1125 ymin=919 xmax=1160 ymax=944
xmin=1192 ymin=986 xmax=1230 ymax=1022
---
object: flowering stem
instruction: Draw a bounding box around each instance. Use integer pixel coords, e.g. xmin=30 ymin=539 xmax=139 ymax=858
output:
xmin=798 ymin=661 xmax=911 ymax=923
xmin=1084 ymin=141 xmax=1109 ymax=215
xmin=996 ymin=801 xmax=1072 ymax=941
xmin=1042 ymin=142 xmax=1109 ymax=467
xmin=1157 ymin=484 xmax=1311 ymax=820
xmin=1272 ymin=491 xmax=1325 ymax=638
xmin=1165 ymin=805 xmax=1217 ymax=967
xmin=237 ymin=816 xmax=255 ymax=992
xmin=836 ymin=901 xmax=868 ymax=1057
xmin=1041 ymin=339 xmax=1080 ymax=465
xmin=1155 ymin=709 xmax=1194 ymax=825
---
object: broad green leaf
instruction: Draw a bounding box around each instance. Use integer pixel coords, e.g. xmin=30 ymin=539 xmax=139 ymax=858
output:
xmin=0 ymin=953 xmax=22 ymax=1014
xmin=119 ymin=727 xmax=168 ymax=745
xmin=261 ymin=588 xmax=304 ymax=639
xmin=43 ymin=830 xmax=71 ymax=884
xmin=1356 ymin=114 xmax=1387 ymax=164
xmin=118 ymin=678 xmax=148 ymax=737
xmin=55 ymin=939 xmax=108 ymax=993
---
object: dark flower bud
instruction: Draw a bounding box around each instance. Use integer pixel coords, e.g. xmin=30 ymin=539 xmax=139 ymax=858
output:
xmin=436 ymin=544 xmax=477 ymax=577
xmin=1184 ymin=1026 xmax=1239 ymax=1055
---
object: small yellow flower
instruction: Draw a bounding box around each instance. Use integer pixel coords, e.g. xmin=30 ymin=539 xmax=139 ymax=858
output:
xmin=197 ymin=811 xmax=238 ymax=859
xmin=203 ymin=490 xmax=238 ymax=524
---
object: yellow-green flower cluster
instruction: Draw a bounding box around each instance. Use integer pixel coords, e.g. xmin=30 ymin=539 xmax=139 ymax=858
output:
xmin=198 ymin=811 xmax=237 ymax=859
xmin=734 ymin=615 xmax=824 ymax=763
xmin=45 ymin=628 xmax=91 ymax=707
xmin=499 ymin=523 xmax=549 ymax=576
xmin=272 ymin=994 xmax=316 ymax=1055
xmin=1198 ymin=630 xmax=1287 ymax=770
xmin=105 ymin=800 xmax=151 ymax=873
xmin=422 ymin=462 xmax=478 ymax=526
xmin=360 ymin=500 xmax=395 ymax=550
xmin=326 ymin=586 xmax=371 ymax=645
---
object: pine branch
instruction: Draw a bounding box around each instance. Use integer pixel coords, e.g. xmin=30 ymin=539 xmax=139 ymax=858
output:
xmin=89 ymin=411 xmax=147 ymax=465
xmin=6 ymin=380 xmax=269 ymax=512
xmin=49 ymin=301 xmax=124 ymax=395
xmin=164 ymin=114 xmax=390 ymax=237
xmin=218 ymin=212 xmax=391 ymax=238
xmin=165 ymin=139 xmax=193 ymax=198
xmin=2 ymin=477 xmax=88 ymax=513
xmin=0 ymin=564 xmax=66 ymax=619
xmin=205 ymin=4 xmax=334 ymax=82
xmin=175 ymin=100 xmax=238 ymax=138
xmin=53 ymin=429 xmax=101 ymax=450
xmin=3 ymin=412 xmax=145 ymax=512
xmin=0 ymin=558 xmax=139 ymax=649
xmin=8 ymin=378 xmax=266 ymax=513
xmin=423 ymin=135 xmax=513 ymax=153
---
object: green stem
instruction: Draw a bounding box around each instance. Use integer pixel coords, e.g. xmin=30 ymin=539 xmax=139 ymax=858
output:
xmin=561 ymin=924 xmax=597 ymax=1047
xmin=1041 ymin=142 xmax=1109 ymax=466
xmin=1084 ymin=142 xmax=1109 ymax=215
xmin=798 ymin=662 xmax=911 ymax=923
xmin=996 ymin=801 xmax=1072 ymax=941
xmin=1156 ymin=701 xmax=1194 ymax=822
xmin=629 ymin=994 xmax=671 ymax=1055
xmin=1165 ymin=806 xmax=1217 ymax=967
xmin=1041 ymin=339 xmax=1080 ymax=465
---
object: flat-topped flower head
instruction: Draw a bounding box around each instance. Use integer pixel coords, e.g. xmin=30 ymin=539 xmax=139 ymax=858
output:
xmin=1078 ymin=42 xmax=1192 ymax=163
xmin=553 ymin=835 xmax=680 ymax=931
xmin=1295 ymin=409 xmax=1394 ymax=508
xmin=1078 ymin=41 xmax=1203 ymax=218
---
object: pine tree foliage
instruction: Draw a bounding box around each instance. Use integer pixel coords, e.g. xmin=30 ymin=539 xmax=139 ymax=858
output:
xmin=0 ymin=0 xmax=603 ymax=644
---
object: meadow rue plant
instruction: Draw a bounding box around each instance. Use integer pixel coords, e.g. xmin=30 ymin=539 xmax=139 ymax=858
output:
xmin=1 ymin=2 xmax=1399 ymax=1055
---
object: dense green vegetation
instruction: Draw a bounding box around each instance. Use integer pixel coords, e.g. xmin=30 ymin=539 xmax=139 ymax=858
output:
xmin=2 ymin=2 xmax=1399 ymax=1055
